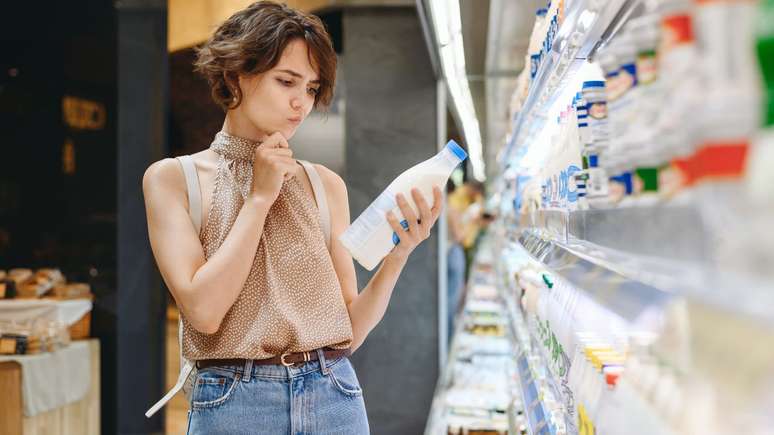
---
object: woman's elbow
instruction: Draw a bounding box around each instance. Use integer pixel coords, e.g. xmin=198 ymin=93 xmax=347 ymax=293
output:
xmin=192 ymin=318 xmax=221 ymax=335
xmin=185 ymin=305 xmax=223 ymax=335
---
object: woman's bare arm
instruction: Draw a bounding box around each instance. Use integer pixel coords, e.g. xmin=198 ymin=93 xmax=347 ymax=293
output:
xmin=317 ymin=165 xmax=441 ymax=352
xmin=142 ymin=158 xmax=272 ymax=334
xmin=143 ymin=133 xmax=295 ymax=334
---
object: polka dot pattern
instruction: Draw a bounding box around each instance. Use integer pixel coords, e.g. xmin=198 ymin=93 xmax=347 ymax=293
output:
xmin=181 ymin=131 xmax=353 ymax=360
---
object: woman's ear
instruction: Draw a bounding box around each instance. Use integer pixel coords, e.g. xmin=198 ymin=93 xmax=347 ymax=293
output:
xmin=224 ymin=72 xmax=241 ymax=107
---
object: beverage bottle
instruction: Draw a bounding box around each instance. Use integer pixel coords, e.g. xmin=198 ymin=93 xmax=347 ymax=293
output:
xmin=759 ymin=0 xmax=774 ymax=129
xmin=743 ymin=0 xmax=774 ymax=277
xmin=340 ymin=140 xmax=468 ymax=270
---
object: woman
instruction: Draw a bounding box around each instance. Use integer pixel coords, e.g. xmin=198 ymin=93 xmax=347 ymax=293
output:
xmin=141 ymin=2 xmax=442 ymax=434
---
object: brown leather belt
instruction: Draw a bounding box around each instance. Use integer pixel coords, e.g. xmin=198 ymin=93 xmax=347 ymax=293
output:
xmin=196 ymin=348 xmax=351 ymax=370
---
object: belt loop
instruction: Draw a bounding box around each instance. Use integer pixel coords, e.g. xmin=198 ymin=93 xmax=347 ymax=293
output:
xmin=242 ymin=359 xmax=253 ymax=383
xmin=316 ymin=348 xmax=329 ymax=376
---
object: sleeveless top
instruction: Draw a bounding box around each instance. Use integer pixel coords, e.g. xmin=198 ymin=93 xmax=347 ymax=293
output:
xmin=181 ymin=131 xmax=353 ymax=360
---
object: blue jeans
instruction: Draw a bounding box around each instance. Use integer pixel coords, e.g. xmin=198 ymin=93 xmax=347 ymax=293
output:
xmin=186 ymin=350 xmax=370 ymax=434
xmin=447 ymin=242 xmax=466 ymax=343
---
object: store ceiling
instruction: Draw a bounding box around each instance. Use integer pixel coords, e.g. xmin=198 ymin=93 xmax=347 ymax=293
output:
xmin=459 ymin=0 xmax=542 ymax=180
xmin=168 ymin=0 xmax=413 ymax=51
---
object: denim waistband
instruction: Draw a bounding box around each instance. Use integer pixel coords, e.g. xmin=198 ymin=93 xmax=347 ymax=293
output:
xmin=197 ymin=349 xmax=345 ymax=381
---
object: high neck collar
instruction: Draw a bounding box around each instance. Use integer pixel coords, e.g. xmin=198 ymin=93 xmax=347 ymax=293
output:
xmin=210 ymin=131 xmax=261 ymax=161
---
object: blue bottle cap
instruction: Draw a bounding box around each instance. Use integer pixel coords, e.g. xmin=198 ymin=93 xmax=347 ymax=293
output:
xmin=445 ymin=140 xmax=468 ymax=161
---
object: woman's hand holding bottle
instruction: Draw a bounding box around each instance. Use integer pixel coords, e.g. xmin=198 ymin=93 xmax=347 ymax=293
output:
xmin=385 ymin=186 xmax=443 ymax=262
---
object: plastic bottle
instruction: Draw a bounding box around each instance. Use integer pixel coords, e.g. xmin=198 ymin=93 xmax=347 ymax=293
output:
xmin=692 ymin=0 xmax=762 ymax=274
xmin=628 ymin=13 xmax=663 ymax=195
xmin=693 ymin=0 xmax=760 ymax=184
xmin=742 ymin=0 xmax=774 ymax=277
xmin=581 ymin=81 xmax=611 ymax=203
xmin=340 ymin=141 xmax=468 ymax=270
xmin=654 ymin=0 xmax=701 ymax=194
xmin=529 ymin=8 xmax=549 ymax=82
xmin=759 ymin=0 xmax=774 ymax=128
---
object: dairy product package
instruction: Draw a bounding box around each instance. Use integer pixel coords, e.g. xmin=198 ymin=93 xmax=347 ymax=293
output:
xmin=340 ymin=140 xmax=468 ymax=270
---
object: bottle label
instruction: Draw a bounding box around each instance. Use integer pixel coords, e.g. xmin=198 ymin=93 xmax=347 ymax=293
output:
xmin=693 ymin=141 xmax=750 ymax=181
xmin=531 ymin=54 xmax=541 ymax=79
xmin=588 ymin=102 xmax=607 ymax=120
xmin=587 ymin=168 xmax=609 ymax=197
xmin=604 ymin=71 xmax=621 ymax=102
xmin=340 ymin=188 xmax=397 ymax=251
xmin=661 ymin=15 xmax=695 ymax=54
xmin=636 ymin=51 xmax=658 ymax=85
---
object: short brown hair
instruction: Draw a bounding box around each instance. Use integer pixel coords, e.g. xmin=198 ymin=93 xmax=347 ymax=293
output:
xmin=194 ymin=1 xmax=336 ymax=111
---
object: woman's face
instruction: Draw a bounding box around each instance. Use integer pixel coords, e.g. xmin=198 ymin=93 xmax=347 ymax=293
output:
xmin=236 ymin=38 xmax=321 ymax=140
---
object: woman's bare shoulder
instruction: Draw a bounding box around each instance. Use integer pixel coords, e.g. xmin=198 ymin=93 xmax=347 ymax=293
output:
xmin=311 ymin=164 xmax=350 ymax=223
xmin=142 ymin=158 xmax=186 ymax=208
xmin=143 ymin=158 xmax=184 ymax=194
xmin=312 ymin=163 xmax=347 ymax=193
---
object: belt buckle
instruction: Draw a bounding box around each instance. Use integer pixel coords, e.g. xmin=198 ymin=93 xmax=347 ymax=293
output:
xmin=280 ymin=352 xmax=293 ymax=367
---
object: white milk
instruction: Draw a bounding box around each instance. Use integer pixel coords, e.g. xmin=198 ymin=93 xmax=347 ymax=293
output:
xmin=340 ymin=140 xmax=468 ymax=270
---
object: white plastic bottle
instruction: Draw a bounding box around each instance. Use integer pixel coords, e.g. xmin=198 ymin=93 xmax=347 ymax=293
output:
xmin=340 ymin=140 xmax=468 ymax=270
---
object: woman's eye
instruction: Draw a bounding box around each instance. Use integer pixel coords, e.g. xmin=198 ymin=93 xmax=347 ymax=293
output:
xmin=278 ymin=79 xmax=293 ymax=86
xmin=308 ymin=88 xmax=320 ymax=96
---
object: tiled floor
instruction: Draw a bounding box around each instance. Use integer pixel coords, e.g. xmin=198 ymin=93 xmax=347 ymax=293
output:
xmin=165 ymin=307 xmax=188 ymax=435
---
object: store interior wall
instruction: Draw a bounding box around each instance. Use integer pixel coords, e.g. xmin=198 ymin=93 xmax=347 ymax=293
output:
xmin=342 ymin=7 xmax=441 ymax=434
xmin=117 ymin=1 xmax=168 ymax=434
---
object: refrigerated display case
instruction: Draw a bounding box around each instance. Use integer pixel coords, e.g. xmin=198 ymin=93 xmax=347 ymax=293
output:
xmin=431 ymin=0 xmax=774 ymax=434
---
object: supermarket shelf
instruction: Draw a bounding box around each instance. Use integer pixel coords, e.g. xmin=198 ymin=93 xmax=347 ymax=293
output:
xmin=527 ymin=205 xmax=707 ymax=263
xmin=507 ymin=306 xmax=539 ymax=435
xmin=501 ymin=0 xmax=635 ymax=167
xmin=520 ymin=229 xmax=676 ymax=324
xmin=503 ymin=290 xmax=574 ymax=435
xmin=423 ymin=304 xmax=476 ymax=435
xmin=518 ymin=212 xmax=774 ymax=327
xmin=425 ymin=252 xmax=516 ymax=435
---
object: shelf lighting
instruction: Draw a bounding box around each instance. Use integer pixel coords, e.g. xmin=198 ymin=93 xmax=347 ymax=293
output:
xmin=428 ymin=0 xmax=487 ymax=181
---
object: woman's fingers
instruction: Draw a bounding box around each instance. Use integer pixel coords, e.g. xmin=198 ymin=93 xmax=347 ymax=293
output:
xmin=396 ymin=193 xmax=419 ymax=239
xmin=387 ymin=187 xmax=445 ymax=252
xmin=262 ymin=132 xmax=290 ymax=149
xmin=265 ymin=148 xmax=294 ymax=157
xmin=430 ymin=186 xmax=443 ymax=223
xmin=386 ymin=211 xmax=406 ymax=243
xmin=411 ymin=189 xmax=432 ymax=238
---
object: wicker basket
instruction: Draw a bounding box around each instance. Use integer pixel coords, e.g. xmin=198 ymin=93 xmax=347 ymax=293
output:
xmin=69 ymin=311 xmax=92 ymax=340
xmin=67 ymin=295 xmax=95 ymax=340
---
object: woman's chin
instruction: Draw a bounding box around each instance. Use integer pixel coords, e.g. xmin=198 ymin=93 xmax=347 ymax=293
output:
xmin=281 ymin=127 xmax=298 ymax=140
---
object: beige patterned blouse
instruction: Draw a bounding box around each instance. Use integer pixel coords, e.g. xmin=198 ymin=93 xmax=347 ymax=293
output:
xmin=181 ymin=132 xmax=353 ymax=360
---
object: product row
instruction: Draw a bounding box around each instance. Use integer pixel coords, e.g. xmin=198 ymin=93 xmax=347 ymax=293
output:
xmin=505 ymin=0 xmax=773 ymax=213
xmin=426 ymin=255 xmax=526 ymax=435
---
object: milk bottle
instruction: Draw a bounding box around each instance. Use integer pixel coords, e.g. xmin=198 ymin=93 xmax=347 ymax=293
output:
xmin=340 ymin=140 xmax=468 ymax=270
